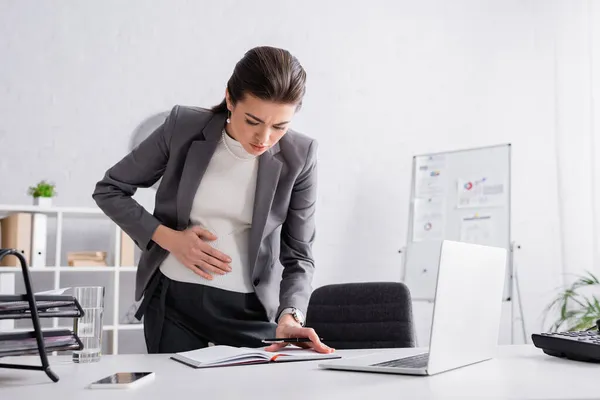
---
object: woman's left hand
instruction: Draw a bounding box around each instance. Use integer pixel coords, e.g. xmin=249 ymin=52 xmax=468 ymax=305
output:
xmin=264 ymin=315 xmax=334 ymax=354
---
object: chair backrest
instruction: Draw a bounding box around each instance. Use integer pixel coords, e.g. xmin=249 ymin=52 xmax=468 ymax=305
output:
xmin=305 ymin=282 xmax=415 ymax=349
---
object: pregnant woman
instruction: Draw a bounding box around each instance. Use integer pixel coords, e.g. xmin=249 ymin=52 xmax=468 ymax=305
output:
xmin=93 ymin=46 xmax=332 ymax=355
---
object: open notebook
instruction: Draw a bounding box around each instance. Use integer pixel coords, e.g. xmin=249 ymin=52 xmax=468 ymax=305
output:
xmin=171 ymin=345 xmax=341 ymax=368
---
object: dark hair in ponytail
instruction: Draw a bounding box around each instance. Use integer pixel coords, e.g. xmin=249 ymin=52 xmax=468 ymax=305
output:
xmin=211 ymin=46 xmax=307 ymax=114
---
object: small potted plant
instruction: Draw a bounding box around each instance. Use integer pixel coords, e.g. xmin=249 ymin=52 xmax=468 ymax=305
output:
xmin=27 ymin=180 xmax=56 ymax=207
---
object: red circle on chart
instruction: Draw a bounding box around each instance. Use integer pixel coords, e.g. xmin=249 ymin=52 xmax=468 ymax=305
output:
xmin=464 ymin=182 xmax=473 ymax=190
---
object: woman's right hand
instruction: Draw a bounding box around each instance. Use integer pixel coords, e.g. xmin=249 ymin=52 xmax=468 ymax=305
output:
xmin=152 ymin=225 xmax=232 ymax=280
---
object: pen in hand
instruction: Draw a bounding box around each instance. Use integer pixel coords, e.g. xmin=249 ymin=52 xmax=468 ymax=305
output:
xmin=261 ymin=337 xmax=323 ymax=344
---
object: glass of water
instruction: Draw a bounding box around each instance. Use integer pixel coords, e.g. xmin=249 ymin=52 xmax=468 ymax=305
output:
xmin=72 ymin=286 xmax=105 ymax=363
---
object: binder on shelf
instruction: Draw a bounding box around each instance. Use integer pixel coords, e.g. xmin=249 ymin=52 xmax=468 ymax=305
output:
xmin=0 ymin=212 xmax=32 ymax=267
xmin=120 ymin=230 xmax=135 ymax=267
xmin=30 ymin=213 xmax=47 ymax=267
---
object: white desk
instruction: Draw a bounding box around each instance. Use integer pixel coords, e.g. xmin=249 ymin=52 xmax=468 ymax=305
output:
xmin=0 ymin=345 xmax=598 ymax=399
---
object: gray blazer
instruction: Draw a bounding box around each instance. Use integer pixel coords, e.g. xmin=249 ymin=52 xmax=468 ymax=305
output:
xmin=92 ymin=105 xmax=318 ymax=322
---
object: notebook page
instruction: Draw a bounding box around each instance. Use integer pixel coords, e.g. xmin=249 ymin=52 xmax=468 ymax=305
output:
xmin=233 ymin=347 xmax=335 ymax=360
xmin=272 ymin=348 xmax=339 ymax=358
xmin=175 ymin=345 xmax=270 ymax=365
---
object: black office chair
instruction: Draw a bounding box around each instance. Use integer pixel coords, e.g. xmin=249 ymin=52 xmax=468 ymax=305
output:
xmin=305 ymin=282 xmax=415 ymax=349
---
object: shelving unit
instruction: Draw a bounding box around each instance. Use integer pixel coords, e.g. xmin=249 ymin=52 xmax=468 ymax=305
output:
xmin=0 ymin=204 xmax=142 ymax=355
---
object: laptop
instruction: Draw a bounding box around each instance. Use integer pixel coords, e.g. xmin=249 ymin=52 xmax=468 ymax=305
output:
xmin=318 ymin=240 xmax=508 ymax=376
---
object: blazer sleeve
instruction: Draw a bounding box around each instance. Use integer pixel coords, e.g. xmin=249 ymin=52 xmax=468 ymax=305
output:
xmin=92 ymin=105 xmax=179 ymax=250
xmin=277 ymin=139 xmax=318 ymax=319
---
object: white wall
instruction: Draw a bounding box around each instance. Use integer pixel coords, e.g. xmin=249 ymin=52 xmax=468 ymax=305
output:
xmin=553 ymin=0 xmax=600 ymax=280
xmin=1 ymin=0 xmax=597 ymax=347
xmin=594 ymin=1 xmax=600 ymax=268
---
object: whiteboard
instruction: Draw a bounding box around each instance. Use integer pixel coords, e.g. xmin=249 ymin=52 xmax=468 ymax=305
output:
xmin=402 ymin=144 xmax=512 ymax=301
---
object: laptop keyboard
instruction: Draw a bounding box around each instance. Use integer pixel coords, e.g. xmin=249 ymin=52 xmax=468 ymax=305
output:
xmin=371 ymin=353 xmax=429 ymax=369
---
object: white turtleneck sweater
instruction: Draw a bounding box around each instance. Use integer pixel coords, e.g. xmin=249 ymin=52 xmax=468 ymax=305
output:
xmin=159 ymin=130 xmax=259 ymax=293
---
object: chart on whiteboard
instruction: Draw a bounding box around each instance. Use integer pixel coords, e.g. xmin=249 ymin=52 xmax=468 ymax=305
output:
xmin=412 ymin=197 xmax=446 ymax=242
xmin=457 ymin=177 xmax=505 ymax=208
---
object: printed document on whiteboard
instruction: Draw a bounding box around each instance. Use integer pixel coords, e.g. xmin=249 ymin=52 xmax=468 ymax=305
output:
xmin=413 ymin=198 xmax=446 ymax=242
xmin=460 ymin=215 xmax=494 ymax=246
xmin=415 ymin=155 xmax=447 ymax=198
xmin=457 ymin=177 xmax=505 ymax=208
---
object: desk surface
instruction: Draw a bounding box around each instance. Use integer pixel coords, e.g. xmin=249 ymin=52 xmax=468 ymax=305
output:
xmin=0 ymin=345 xmax=598 ymax=399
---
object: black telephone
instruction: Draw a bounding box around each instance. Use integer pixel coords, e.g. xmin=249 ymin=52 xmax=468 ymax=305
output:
xmin=531 ymin=319 xmax=600 ymax=363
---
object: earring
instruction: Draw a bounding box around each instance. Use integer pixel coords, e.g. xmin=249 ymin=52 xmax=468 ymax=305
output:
xmin=226 ymin=111 xmax=231 ymax=124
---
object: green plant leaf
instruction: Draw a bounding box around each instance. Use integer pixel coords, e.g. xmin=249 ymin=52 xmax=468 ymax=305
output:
xmin=593 ymin=297 xmax=600 ymax=313
xmin=544 ymin=271 xmax=600 ymax=332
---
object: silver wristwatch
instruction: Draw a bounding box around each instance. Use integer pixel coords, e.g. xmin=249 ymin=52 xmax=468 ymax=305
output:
xmin=279 ymin=307 xmax=305 ymax=326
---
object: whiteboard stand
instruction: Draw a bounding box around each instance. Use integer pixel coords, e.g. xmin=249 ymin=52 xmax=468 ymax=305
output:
xmin=509 ymin=242 xmax=527 ymax=344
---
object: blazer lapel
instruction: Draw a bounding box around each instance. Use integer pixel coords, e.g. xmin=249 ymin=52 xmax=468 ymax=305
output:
xmin=249 ymin=145 xmax=282 ymax=278
xmin=175 ymin=113 xmax=224 ymax=228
